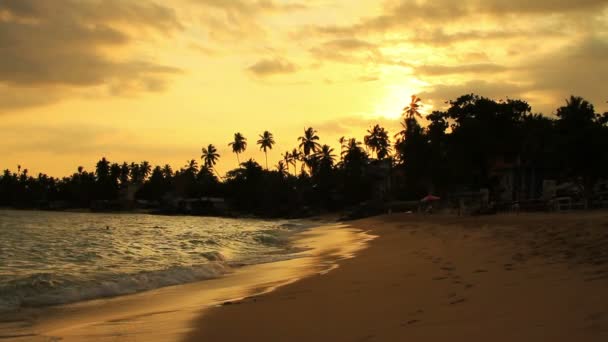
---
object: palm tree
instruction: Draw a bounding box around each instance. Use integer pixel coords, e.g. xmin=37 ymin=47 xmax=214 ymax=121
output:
xmin=185 ymin=159 xmax=199 ymax=175
xmin=228 ymin=133 xmax=247 ymax=166
xmin=318 ymin=144 xmax=336 ymax=168
xmin=201 ymin=144 xmax=220 ymax=169
xmin=282 ymin=151 xmax=292 ymax=175
xmin=338 ymin=136 xmax=347 ymax=161
xmin=202 ymin=144 xmax=222 ymax=179
xmin=140 ymin=161 xmax=152 ymax=181
xmin=276 ymin=161 xmax=288 ymax=177
xmin=130 ymin=162 xmax=141 ymax=183
xmin=290 ymin=148 xmax=301 ymax=175
xmin=298 ymin=127 xmax=321 ymax=156
xmin=257 ymin=131 xmax=275 ymax=169
xmin=403 ymin=95 xmax=423 ymax=119
xmin=364 ymin=124 xmax=391 ymax=159
xmin=162 ymin=164 xmax=173 ymax=179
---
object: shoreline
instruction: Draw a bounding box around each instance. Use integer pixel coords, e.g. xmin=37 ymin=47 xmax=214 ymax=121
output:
xmin=188 ymin=211 xmax=608 ymax=341
xmin=0 ymin=222 xmax=372 ymax=341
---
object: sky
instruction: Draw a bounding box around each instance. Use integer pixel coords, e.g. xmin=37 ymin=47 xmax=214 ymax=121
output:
xmin=1 ymin=0 xmax=607 ymax=177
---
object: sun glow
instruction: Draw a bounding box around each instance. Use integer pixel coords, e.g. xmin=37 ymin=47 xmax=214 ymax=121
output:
xmin=370 ymin=81 xmax=433 ymax=120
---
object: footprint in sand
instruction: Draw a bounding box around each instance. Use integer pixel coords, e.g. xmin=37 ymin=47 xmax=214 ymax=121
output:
xmin=449 ymin=298 xmax=467 ymax=305
xmin=473 ymin=269 xmax=488 ymax=273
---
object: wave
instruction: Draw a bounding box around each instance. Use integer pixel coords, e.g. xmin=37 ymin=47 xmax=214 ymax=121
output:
xmin=0 ymin=261 xmax=229 ymax=313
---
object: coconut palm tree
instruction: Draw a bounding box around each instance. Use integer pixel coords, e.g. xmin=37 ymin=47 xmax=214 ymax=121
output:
xmin=298 ymin=127 xmax=321 ymax=156
xmin=403 ymin=95 xmax=423 ymax=119
xmin=338 ymin=136 xmax=347 ymax=161
xmin=318 ymin=144 xmax=336 ymax=168
xmin=282 ymin=151 xmax=292 ymax=175
xmin=202 ymin=144 xmax=222 ymax=179
xmin=289 ymin=148 xmax=301 ymax=175
xmin=162 ymin=164 xmax=173 ymax=179
xmin=228 ymin=133 xmax=247 ymax=166
xmin=140 ymin=161 xmax=152 ymax=181
xmin=185 ymin=159 xmax=199 ymax=175
xmin=276 ymin=161 xmax=288 ymax=177
xmin=364 ymin=124 xmax=391 ymax=159
xmin=201 ymin=144 xmax=220 ymax=169
xmin=257 ymin=131 xmax=275 ymax=169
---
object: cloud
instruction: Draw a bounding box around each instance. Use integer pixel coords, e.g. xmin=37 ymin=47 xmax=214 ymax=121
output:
xmin=415 ymin=63 xmax=508 ymax=76
xmin=315 ymin=115 xmax=402 ymax=137
xmin=191 ymin=0 xmax=307 ymax=41
xmin=190 ymin=0 xmax=306 ymax=14
xmin=0 ymin=0 xmax=182 ymax=110
xmin=419 ymin=80 xmax=529 ymax=107
xmin=518 ymin=35 xmax=608 ymax=112
xmin=0 ymin=85 xmax=66 ymax=113
xmin=247 ymin=58 xmax=298 ymax=76
xmin=310 ymin=38 xmax=381 ymax=64
xmin=314 ymin=0 xmax=608 ymax=36
xmin=0 ymin=122 xmax=195 ymax=161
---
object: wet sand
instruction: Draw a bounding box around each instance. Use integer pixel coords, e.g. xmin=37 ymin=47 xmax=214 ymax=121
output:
xmin=188 ymin=212 xmax=608 ymax=341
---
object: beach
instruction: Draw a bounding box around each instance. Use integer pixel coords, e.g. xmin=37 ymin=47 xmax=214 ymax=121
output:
xmin=189 ymin=212 xmax=608 ymax=341
xmin=3 ymin=212 xmax=608 ymax=341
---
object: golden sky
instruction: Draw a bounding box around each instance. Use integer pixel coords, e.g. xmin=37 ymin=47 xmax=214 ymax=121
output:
xmin=1 ymin=0 xmax=607 ymax=177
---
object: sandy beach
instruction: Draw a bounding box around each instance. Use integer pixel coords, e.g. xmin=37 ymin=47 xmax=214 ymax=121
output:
xmin=3 ymin=212 xmax=608 ymax=341
xmin=189 ymin=212 xmax=608 ymax=341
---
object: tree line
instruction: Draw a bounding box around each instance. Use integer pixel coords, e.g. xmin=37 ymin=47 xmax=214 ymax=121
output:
xmin=1 ymin=94 xmax=607 ymax=217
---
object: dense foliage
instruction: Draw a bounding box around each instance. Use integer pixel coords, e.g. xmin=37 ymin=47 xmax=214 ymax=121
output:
xmin=2 ymin=94 xmax=607 ymax=217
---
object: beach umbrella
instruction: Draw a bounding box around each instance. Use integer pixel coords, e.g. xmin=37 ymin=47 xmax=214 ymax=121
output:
xmin=421 ymin=194 xmax=441 ymax=202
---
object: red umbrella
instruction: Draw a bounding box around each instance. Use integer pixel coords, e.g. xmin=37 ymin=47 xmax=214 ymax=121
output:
xmin=421 ymin=194 xmax=441 ymax=202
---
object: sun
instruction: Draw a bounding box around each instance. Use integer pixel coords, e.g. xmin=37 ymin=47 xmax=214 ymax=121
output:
xmin=369 ymin=83 xmax=429 ymax=120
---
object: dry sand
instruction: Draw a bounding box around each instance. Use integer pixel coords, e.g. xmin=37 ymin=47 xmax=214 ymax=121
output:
xmin=188 ymin=212 xmax=608 ymax=341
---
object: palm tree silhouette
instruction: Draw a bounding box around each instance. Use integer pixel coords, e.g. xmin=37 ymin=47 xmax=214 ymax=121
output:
xmin=228 ymin=133 xmax=247 ymax=166
xmin=364 ymin=124 xmax=391 ymax=159
xmin=185 ymin=159 xmax=199 ymax=175
xmin=282 ymin=151 xmax=292 ymax=175
xmin=140 ymin=161 xmax=152 ymax=181
xmin=276 ymin=161 xmax=288 ymax=177
xmin=257 ymin=131 xmax=275 ymax=169
xmin=318 ymin=144 xmax=336 ymax=167
xmin=298 ymin=127 xmax=321 ymax=156
xmin=338 ymin=136 xmax=346 ymax=161
xmin=403 ymin=95 xmax=423 ymax=119
xmin=290 ymin=148 xmax=301 ymax=175
xmin=202 ymin=144 xmax=222 ymax=179
xmin=201 ymin=144 xmax=220 ymax=169
xmin=162 ymin=164 xmax=173 ymax=179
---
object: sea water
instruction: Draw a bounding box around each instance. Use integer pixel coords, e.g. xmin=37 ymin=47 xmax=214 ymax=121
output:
xmin=0 ymin=209 xmax=308 ymax=313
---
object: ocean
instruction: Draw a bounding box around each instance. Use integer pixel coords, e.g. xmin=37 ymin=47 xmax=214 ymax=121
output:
xmin=0 ymin=209 xmax=309 ymax=313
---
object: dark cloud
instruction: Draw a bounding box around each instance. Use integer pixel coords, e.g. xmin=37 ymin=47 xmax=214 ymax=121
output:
xmin=310 ymin=38 xmax=381 ymax=64
xmin=247 ymin=58 xmax=297 ymax=76
xmin=419 ymin=80 xmax=529 ymax=107
xmin=0 ymin=0 xmax=182 ymax=110
xmin=0 ymin=86 xmax=65 ymax=113
xmin=520 ymin=36 xmax=608 ymax=113
xmin=314 ymin=0 xmax=608 ymax=36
